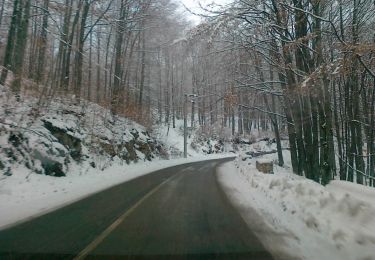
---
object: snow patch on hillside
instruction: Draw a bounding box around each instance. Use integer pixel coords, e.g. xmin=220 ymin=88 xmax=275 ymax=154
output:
xmin=0 ymin=84 xmax=170 ymax=178
xmin=153 ymin=119 xmax=230 ymax=157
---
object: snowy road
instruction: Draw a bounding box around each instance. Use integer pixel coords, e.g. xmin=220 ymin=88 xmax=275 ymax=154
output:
xmin=0 ymin=158 xmax=274 ymax=259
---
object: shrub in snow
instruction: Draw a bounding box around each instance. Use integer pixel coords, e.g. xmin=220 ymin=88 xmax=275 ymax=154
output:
xmin=190 ymin=125 xmax=225 ymax=154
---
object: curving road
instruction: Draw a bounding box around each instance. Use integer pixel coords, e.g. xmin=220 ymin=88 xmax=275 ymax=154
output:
xmin=0 ymin=158 xmax=274 ymax=259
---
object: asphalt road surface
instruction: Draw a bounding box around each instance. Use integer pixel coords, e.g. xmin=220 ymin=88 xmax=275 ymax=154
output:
xmin=0 ymin=158 xmax=274 ymax=260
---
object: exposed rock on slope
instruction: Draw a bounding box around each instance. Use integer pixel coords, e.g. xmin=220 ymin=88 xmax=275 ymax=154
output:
xmin=0 ymin=85 xmax=167 ymax=177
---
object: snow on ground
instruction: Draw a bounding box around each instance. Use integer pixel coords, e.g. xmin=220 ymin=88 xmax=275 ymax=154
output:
xmin=153 ymin=119 xmax=229 ymax=157
xmin=0 ymin=154 xmax=234 ymax=231
xmin=153 ymin=119 xmax=197 ymax=157
xmin=0 ymin=83 xmax=238 ymax=231
xmin=217 ymin=151 xmax=375 ymax=260
xmin=0 ymin=83 xmax=168 ymax=177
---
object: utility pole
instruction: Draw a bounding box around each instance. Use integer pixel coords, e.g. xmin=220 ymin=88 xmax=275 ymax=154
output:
xmin=184 ymin=93 xmax=203 ymax=158
xmin=184 ymin=94 xmax=188 ymax=158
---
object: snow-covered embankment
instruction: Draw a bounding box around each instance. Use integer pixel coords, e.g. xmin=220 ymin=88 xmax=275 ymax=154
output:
xmin=218 ymin=153 xmax=375 ymax=260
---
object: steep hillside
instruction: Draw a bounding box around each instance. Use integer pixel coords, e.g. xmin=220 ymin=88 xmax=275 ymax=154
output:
xmin=0 ymin=85 xmax=168 ymax=177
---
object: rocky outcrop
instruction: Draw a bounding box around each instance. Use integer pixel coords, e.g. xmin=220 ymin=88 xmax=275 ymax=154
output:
xmin=42 ymin=119 xmax=82 ymax=161
xmin=33 ymin=150 xmax=65 ymax=177
xmin=0 ymin=127 xmax=67 ymax=177
xmin=1 ymin=99 xmax=167 ymax=178
xmin=96 ymin=129 xmax=159 ymax=164
xmin=191 ymin=137 xmax=224 ymax=154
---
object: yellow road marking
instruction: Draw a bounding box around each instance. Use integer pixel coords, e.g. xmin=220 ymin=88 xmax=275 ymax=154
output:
xmin=74 ymin=173 xmax=181 ymax=260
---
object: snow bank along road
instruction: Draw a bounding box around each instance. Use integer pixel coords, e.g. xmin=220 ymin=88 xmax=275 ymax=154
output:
xmin=0 ymin=158 xmax=275 ymax=259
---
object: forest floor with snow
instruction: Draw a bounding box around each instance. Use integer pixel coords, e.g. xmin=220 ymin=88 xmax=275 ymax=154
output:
xmin=218 ymin=148 xmax=375 ymax=260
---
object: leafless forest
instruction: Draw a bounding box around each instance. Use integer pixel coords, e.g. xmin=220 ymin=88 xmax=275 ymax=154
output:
xmin=0 ymin=0 xmax=375 ymax=186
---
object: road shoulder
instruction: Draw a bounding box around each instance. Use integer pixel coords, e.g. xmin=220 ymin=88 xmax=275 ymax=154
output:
xmin=216 ymin=161 xmax=300 ymax=260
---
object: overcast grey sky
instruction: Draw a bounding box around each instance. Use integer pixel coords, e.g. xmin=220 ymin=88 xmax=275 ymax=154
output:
xmin=179 ymin=0 xmax=230 ymax=24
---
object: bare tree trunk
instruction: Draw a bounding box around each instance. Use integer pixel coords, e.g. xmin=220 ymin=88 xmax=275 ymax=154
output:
xmin=96 ymin=28 xmax=101 ymax=103
xmin=36 ymin=0 xmax=49 ymax=84
xmin=74 ymin=0 xmax=90 ymax=101
xmin=0 ymin=0 xmax=21 ymax=86
xmin=61 ymin=0 xmax=83 ymax=92
xmin=111 ymin=0 xmax=127 ymax=114
xmin=0 ymin=0 xmax=5 ymax=28
xmin=11 ymin=0 xmax=31 ymax=94
xmin=138 ymin=24 xmax=146 ymax=107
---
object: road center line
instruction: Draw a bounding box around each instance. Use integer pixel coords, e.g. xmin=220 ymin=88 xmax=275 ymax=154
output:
xmin=73 ymin=173 xmax=181 ymax=260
